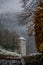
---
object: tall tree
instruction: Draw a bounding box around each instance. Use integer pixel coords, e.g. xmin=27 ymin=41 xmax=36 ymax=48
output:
xmin=34 ymin=0 xmax=43 ymax=53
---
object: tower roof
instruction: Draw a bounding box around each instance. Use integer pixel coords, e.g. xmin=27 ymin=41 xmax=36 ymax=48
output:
xmin=19 ymin=37 xmax=26 ymax=40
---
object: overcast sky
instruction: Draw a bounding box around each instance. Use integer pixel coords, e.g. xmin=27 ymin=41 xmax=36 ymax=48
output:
xmin=0 ymin=0 xmax=33 ymax=14
xmin=0 ymin=0 xmax=28 ymax=37
xmin=0 ymin=0 xmax=23 ymax=14
xmin=0 ymin=0 xmax=34 ymax=38
xmin=0 ymin=0 xmax=35 ymax=37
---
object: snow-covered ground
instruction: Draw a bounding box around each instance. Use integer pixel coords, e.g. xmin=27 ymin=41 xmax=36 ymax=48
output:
xmin=0 ymin=49 xmax=21 ymax=57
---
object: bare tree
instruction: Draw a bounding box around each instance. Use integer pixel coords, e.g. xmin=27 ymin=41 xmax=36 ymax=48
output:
xmin=18 ymin=0 xmax=40 ymax=25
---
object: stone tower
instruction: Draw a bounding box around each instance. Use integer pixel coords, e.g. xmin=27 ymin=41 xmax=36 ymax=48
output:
xmin=19 ymin=37 xmax=26 ymax=56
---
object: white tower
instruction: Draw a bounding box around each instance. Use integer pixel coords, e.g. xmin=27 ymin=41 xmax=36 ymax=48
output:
xmin=19 ymin=37 xmax=26 ymax=56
